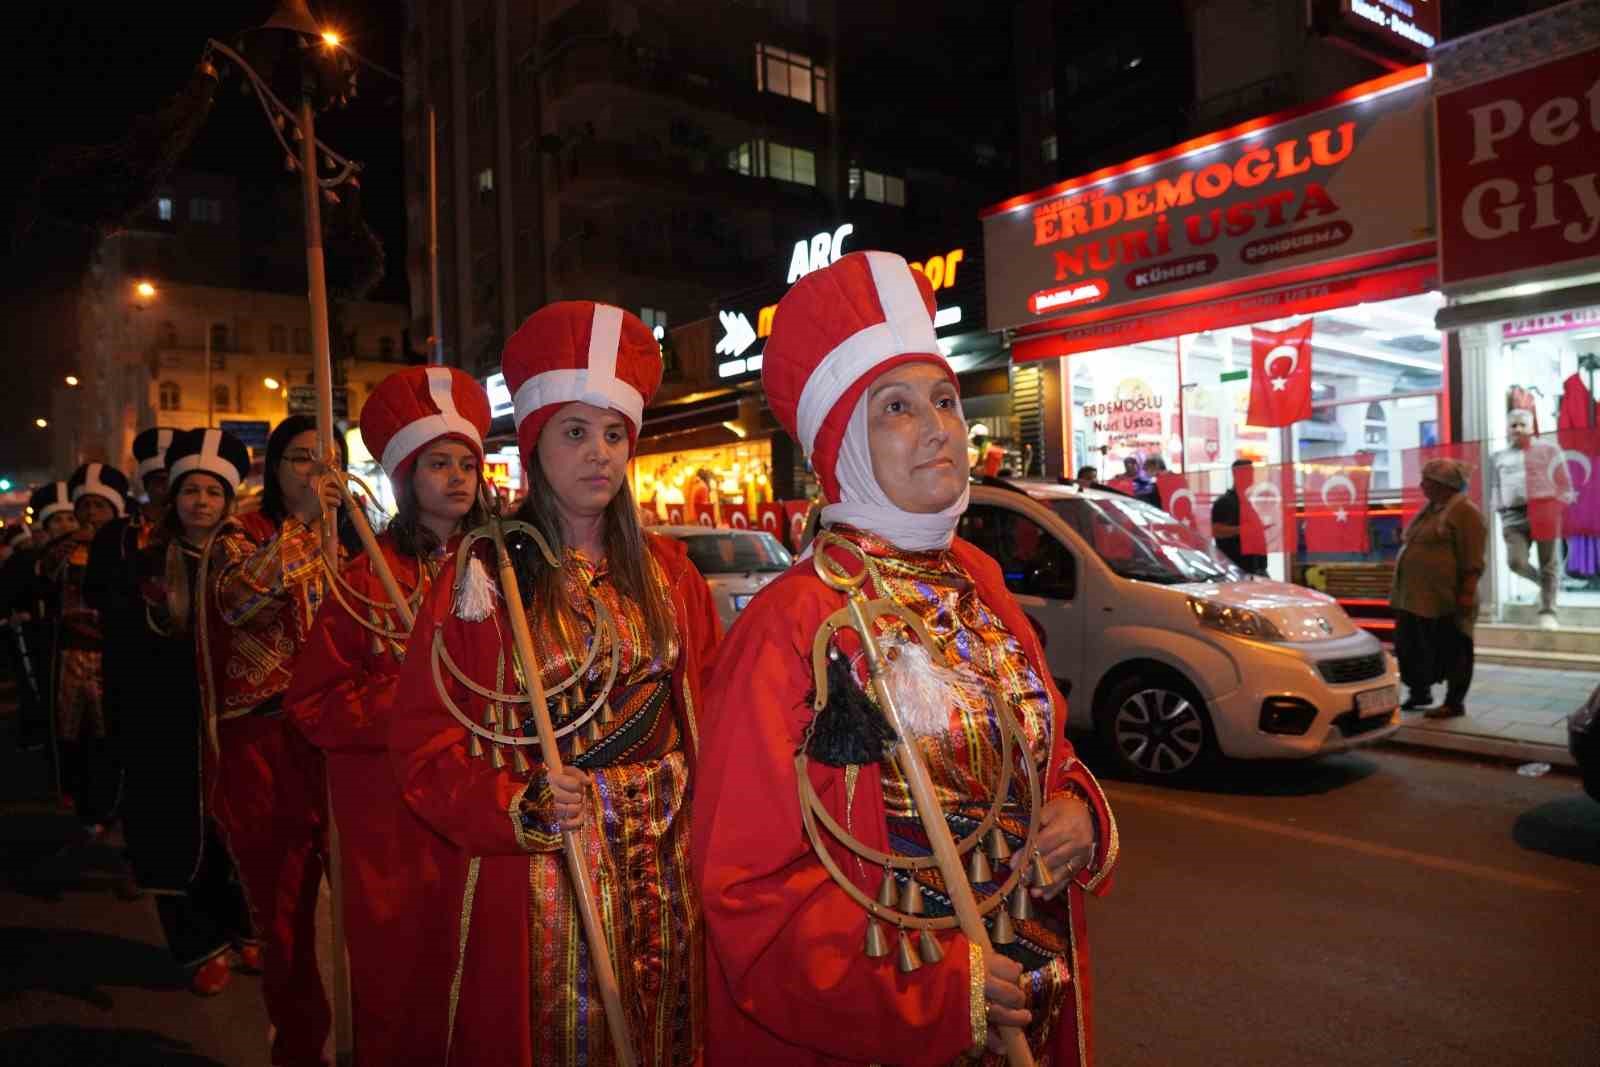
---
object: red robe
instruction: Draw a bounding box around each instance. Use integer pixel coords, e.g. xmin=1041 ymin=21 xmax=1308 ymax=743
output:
xmin=201 ymin=510 xmax=334 ymax=1067
xmin=691 ymin=536 xmax=1118 ymax=1066
xmin=285 ymin=532 xmax=461 ymax=1067
xmin=388 ymin=532 xmax=722 ymax=1066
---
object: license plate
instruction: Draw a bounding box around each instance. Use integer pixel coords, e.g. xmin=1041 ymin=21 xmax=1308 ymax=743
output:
xmin=732 ymin=593 xmax=754 ymax=612
xmin=1355 ymin=685 xmax=1398 ymax=716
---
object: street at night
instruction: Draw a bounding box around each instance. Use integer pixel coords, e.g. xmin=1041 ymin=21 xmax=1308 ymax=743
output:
xmin=5 ymin=700 xmax=1597 ymax=1066
xmin=6 ymin=0 xmax=1600 ymax=1064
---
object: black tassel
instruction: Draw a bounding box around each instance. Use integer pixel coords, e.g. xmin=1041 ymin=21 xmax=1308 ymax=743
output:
xmin=802 ymin=652 xmax=897 ymax=766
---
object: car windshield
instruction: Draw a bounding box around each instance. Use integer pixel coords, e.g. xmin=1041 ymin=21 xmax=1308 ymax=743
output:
xmin=678 ymin=531 xmax=792 ymax=574
xmin=1046 ymin=495 xmax=1245 ymax=585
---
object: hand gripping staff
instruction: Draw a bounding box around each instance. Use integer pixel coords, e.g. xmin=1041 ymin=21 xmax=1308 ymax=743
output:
xmin=437 ymin=492 xmax=638 ymax=1067
xmin=312 ymin=464 xmax=423 ymax=643
xmin=799 ymin=532 xmax=1048 ymax=1067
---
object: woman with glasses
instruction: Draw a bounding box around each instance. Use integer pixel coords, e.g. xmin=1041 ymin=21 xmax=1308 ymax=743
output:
xmin=199 ymin=414 xmax=346 ymax=1067
xmin=286 ymin=369 xmax=491 ymax=1067
xmin=388 ymin=302 xmax=722 ymax=1066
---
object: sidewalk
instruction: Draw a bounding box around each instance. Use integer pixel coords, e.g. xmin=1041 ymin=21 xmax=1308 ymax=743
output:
xmin=1387 ymin=661 xmax=1594 ymax=768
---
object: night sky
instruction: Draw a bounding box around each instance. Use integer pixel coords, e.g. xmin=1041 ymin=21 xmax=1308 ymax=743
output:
xmin=1 ymin=1 xmax=406 ymax=476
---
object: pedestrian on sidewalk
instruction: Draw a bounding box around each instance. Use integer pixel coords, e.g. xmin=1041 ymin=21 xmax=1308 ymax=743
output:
xmin=1391 ymin=458 xmax=1486 ymax=719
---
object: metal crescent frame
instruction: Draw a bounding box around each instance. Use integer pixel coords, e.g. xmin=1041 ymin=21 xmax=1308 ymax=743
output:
xmin=429 ymin=517 xmax=624 ymax=745
xmin=315 ymin=467 xmax=426 ymax=642
xmin=796 ymin=530 xmax=1047 ymax=932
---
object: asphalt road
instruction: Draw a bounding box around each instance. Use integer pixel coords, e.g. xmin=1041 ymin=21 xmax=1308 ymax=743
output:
xmin=3 ymin=701 xmax=1597 ymax=1066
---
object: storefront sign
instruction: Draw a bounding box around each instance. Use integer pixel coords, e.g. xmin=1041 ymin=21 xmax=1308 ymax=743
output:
xmin=982 ymin=66 xmax=1433 ymax=334
xmin=715 ymin=221 xmax=980 ymax=381
xmin=1502 ymin=307 xmax=1600 ymax=339
xmin=1436 ymin=45 xmax=1600 ymax=290
xmin=483 ymin=372 xmax=514 ymax=419
xmin=1338 ymin=0 xmax=1439 ymax=54
xmin=1012 ymin=260 xmax=1437 ymax=360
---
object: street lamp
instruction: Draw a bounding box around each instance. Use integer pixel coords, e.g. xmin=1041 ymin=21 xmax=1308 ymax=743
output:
xmin=135 ymin=280 xmax=157 ymax=300
xmin=320 ymin=30 xmax=341 ymax=48
xmin=64 ymin=375 xmax=79 ymax=387
xmin=35 ymin=418 xmax=48 ymax=429
xmin=263 ymin=376 xmax=281 ymax=390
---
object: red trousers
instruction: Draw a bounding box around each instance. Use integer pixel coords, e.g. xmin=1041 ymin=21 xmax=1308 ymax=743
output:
xmin=326 ymin=748 xmax=460 ymax=1067
xmin=211 ymin=713 xmax=331 ymax=1067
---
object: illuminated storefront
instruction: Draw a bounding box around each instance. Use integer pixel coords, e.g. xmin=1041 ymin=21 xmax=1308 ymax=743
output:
xmin=1432 ymin=8 xmax=1600 ymax=621
xmin=983 ymin=64 xmax=1442 ymax=587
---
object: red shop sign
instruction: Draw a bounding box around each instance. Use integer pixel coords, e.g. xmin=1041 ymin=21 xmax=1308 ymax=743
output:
xmin=1436 ymin=45 xmax=1600 ymax=290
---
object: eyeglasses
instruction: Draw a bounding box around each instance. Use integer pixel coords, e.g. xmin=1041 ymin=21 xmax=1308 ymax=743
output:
xmin=281 ymin=449 xmax=317 ymax=470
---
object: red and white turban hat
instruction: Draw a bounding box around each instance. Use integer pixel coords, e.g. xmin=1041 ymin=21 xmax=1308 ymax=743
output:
xmin=501 ymin=301 xmax=662 ymax=463
xmin=359 ymin=367 xmax=492 ymax=479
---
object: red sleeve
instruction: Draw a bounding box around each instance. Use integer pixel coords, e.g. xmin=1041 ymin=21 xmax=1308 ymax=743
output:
xmin=649 ymin=535 xmax=722 ymax=756
xmin=388 ymin=557 xmax=537 ymax=856
xmin=691 ymin=570 xmax=979 ymax=1062
xmin=285 ymin=557 xmax=403 ymax=754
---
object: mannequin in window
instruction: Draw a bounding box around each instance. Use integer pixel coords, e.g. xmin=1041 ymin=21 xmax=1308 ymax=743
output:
xmin=1491 ymin=409 xmax=1565 ymax=629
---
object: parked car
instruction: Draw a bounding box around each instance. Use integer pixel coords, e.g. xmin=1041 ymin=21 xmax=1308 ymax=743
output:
xmin=1568 ymin=685 xmax=1600 ymax=803
xmin=960 ymin=479 xmax=1401 ymax=780
xmin=654 ymin=525 xmax=793 ymax=630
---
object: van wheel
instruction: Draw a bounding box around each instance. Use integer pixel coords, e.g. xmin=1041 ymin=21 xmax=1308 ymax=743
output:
xmin=1096 ymin=672 xmax=1214 ymax=780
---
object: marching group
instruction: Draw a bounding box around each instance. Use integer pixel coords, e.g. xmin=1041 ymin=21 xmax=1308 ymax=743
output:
xmin=2 ymin=251 xmax=1119 ymax=1066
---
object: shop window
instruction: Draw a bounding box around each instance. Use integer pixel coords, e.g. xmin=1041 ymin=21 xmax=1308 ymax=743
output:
xmin=158 ymin=381 xmax=180 ymax=411
xmin=269 ymin=324 xmax=287 ymax=353
xmin=959 ymin=504 xmax=1077 ymax=600
xmin=755 ymin=43 xmax=827 ymax=113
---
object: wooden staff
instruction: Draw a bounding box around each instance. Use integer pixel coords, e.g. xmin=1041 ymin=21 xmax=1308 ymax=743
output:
xmin=330 ymin=478 xmax=414 ymax=630
xmin=815 ymin=540 xmax=1035 ymax=1067
xmin=483 ymin=510 xmax=637 ymax=1067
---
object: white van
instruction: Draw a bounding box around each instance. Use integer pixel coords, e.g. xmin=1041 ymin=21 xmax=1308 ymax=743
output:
xmin=960 ymin=480 xmax=1401 ymax=780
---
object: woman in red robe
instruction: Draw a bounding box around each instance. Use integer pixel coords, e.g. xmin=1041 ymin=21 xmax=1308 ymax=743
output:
xmin=691 ymin=251 xmax=1120 ymax=1065
xmin=200 ymin=414 xmax=350 ymax=1067
xmin=388 ymin=302 xmax=721 ymax=1066
xmin=286 ymin=367 xmax=492 ymax=1066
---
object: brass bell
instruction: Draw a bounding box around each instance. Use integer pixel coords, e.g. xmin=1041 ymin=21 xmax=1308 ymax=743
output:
xmin=503 ymin=707 xmax=522 ymax=735
xmin=467 ymin=733 xmax=485 ymax=759
xmin=895 ymin=929 xmax=923 ymax=973
xmin=488 ymin=744 xmax=507 ymax=770
xmin=863 ymin=919 xmax=891 ymax=958
xmin=597 ymin=696 xmax=616 ymax=724
xmin=986 ymin=827 xmax=1012 ymax=862
xmin=898 ymin=878 xmax=924 ymax=917
xmin=918 ymin=928 xmax=944 ymax=964
xmin=511 ymin=747 xmax=531 ymax=775
xmin=1030 ymin=851 xmax=1055 ymax=889
xmin=876 ymin=872 xmax=898 ymax=909
xmin=967 ymin=847 xmax=993 ymax=886
xmin=569 ymin=729 xmax=587 ymax=757
xmin=585 ymin=715 xmax=604 ymax=743
xmin=484 ymin=704 xmax=502 ymax=732
xmin=1009 ymin=881 xmax=1035 ymax=922
xmin=991 ymin=907 xmax=1017 ymax=946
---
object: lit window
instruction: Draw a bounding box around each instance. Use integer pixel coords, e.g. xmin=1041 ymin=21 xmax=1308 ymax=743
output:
xmin=156 ymin=197 xmax=173 ymax=222
xmin=848 ymin=167 xmax=905 ymax=207
xmin=1041 ymin=135 xmax=1059 ymax=163
xmin=477 ymin=168 xmax=495 ymax=201
xmin=640 ymin=307 xmax=669 ymax=332
xmin=729 ymin=140 xmax=815 ymax=186
xmin=159 ymin=381 xmax=180 ymax=411
xmin=755 ymin=44 xmax=827 ymax=114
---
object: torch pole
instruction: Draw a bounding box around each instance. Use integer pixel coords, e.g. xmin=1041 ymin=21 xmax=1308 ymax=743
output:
xmin=427 ymin=102 xmax=443 ymax=367
xmin=297 ymin=90 xmax=354 ymax=1066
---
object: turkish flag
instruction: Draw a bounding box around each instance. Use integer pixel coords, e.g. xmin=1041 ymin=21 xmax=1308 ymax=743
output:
xmin=664 ymin=504 xmax=686 ymax=525
xmin=756 ymin=502 xmax=785 ymax=540
xmin=728 ymin=509 xmax=750 ymax=529
xmin=1524 ymin=430 xmax=1576 ymax=541
xmin=1304 ymin=452 xmax=1374 ymax=553
xmin=1236 ymin=462 xmax=1291 ymax=556
xmin=693 ymin=506 xmax=717 ymax=528
xmin=781 ymin=500 xmax=811 ymax=551
xmin=1247 ymin=321 xmax=1314 ymax=427
xmin=1156 ymin=472 xmax=1212 ymax=539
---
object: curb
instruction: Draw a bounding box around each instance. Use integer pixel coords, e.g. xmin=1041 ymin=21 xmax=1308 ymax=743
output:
xmin=1382 ymin=724 xmax=1577 ymax=770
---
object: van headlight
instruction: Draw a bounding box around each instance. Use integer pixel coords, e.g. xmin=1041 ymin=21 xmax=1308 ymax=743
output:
xmin=1187 ymin=597 xmax=1286 ymax=641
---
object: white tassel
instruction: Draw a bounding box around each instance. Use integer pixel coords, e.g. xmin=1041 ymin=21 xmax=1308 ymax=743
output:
xmin=880 ymin=635 xmax=983 ymax=738
xmin=453 ymin=555 xmax=497 ymax=621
